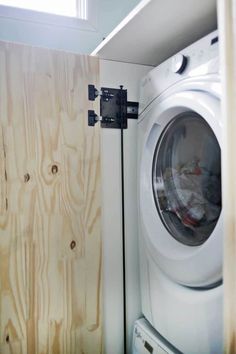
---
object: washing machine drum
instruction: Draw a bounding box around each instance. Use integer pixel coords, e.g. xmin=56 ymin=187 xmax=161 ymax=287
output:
xmin=140 ymin=90 xmax=222 ymax=288
xmin=153 ymin=112 xmax=221 ymax=247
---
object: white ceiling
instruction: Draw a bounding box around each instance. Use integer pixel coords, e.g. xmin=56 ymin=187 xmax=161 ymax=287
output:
xmin=92 ymin=0 xmax=217 ymax=67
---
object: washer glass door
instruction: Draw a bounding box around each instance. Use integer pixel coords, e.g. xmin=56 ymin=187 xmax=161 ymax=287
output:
xmin=152 ymin=111 xmax=221 ymax=246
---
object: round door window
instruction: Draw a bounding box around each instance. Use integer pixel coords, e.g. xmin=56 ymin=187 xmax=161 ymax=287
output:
xmin=152 ymin=112 xmax=221 ymax=246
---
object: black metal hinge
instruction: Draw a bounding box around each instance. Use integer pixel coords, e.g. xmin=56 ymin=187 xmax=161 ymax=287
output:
xmin=88 ymin=84 xmax=139 ymax=129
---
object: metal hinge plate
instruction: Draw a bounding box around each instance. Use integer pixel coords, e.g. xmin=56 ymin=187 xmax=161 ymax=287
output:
xmin=88 ymin=85 xmax=139 ymax=129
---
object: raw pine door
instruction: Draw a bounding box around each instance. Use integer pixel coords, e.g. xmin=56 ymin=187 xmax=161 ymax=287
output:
xmin=0 ymin=41 xmax=102 ymax=354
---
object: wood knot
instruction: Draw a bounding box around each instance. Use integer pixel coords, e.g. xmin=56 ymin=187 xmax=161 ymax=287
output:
xmin=70 ymin=240 xmax=76 ymax=250
xmin=6 ymin=334 xmax=9 ymax=343
xmin=24 ymin=173 xmax=30 ymax=183
xmin=51 ymin=165 xmax=58 ymax=175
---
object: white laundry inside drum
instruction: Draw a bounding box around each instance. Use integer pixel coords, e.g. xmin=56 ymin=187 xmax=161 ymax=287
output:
xmin=152 ymin=111 xmax=221 ymax=246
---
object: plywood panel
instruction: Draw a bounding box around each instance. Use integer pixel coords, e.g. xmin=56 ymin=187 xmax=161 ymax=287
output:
xmin=0 ymin=41 xmax=102 ymax=354
xmin=218 ymin=0 xmax=236 ymax=352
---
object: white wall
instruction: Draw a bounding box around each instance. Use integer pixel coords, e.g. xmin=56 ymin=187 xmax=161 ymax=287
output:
xmin=0 ymin=0 xmax=141 ymax=53
xmin=99 ymin=59 xmax=152 ymax=354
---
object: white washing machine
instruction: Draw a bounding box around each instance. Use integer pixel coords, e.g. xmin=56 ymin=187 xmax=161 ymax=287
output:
xmin=138 ymin=31 xmax=223 ymax=354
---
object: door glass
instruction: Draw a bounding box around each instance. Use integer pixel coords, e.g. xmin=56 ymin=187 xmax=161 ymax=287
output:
xmin=152 ymin=112 xmax=221 ymax=246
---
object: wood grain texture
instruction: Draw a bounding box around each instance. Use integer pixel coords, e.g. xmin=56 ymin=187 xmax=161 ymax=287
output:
xmin=218 ymin=0 xmax=236 ymax=352
xmin=0 ymin=41 xmax=102 ymax=354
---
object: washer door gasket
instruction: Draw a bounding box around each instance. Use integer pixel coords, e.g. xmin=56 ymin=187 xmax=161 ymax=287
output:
xmin=139 ymin=89 xmax=222 ymax=287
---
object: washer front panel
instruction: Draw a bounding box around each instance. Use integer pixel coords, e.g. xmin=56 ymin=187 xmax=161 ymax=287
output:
xmin=139 ymin=90 xmax=222 ymax=287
